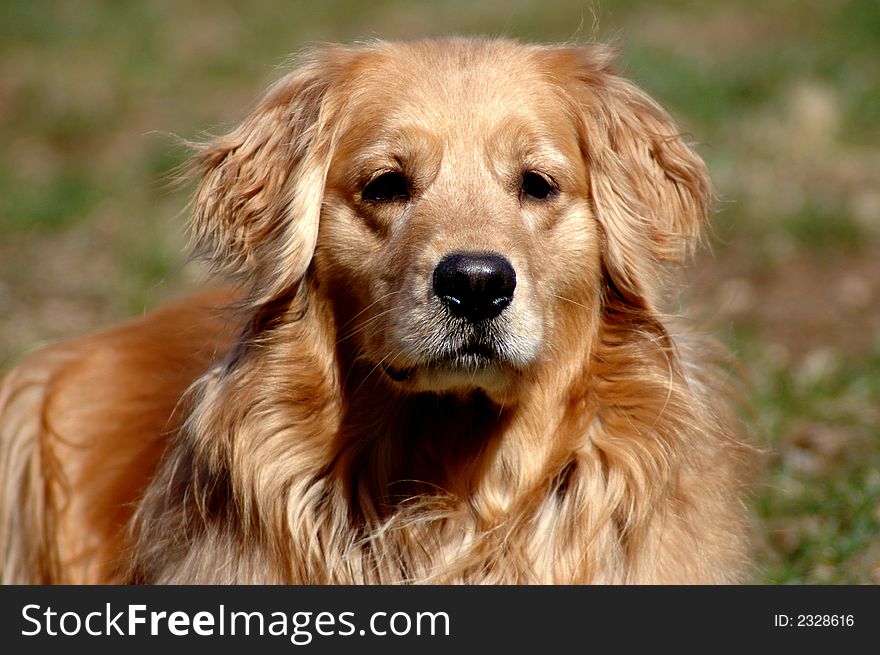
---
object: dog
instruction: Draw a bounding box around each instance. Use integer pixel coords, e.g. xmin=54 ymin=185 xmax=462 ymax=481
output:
xmin=0 ymin=38 xmax=753 ymax=584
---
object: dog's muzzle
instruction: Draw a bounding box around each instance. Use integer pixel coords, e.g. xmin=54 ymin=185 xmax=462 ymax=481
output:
xmin=380 ymin=252 xmax=524 ymax=389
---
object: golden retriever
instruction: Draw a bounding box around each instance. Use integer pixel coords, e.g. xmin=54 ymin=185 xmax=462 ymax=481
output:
xmin=0 ymin=38 xmax=753 ymax=584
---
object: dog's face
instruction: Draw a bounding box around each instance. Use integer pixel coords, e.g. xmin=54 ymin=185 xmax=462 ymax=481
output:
xmin=191 ymin=39 xmax=711 ymax=403
xmin=316 ymin=43 xmax=599 ymax=399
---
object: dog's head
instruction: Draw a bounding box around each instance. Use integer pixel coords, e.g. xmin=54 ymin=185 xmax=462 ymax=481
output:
xmin=191 ymin=39 xmax=711 ymax=403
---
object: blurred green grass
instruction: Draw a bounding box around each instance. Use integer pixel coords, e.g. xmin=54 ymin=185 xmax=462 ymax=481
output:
xmin=0 ymin=0 xmax=878 ymax=583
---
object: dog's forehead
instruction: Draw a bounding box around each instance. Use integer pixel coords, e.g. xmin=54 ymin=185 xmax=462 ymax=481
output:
xmin=336 ymin=40 xmax=577 ymax=155
xmin=355 ymin=41 xmax=558 ymax=126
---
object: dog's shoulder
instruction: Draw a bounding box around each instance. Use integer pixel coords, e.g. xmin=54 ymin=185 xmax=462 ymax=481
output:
xmin=0 ymin=287 xmax=242 ymax=583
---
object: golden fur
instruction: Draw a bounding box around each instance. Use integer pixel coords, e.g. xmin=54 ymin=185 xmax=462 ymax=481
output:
xmin=0 ymin=38 xmax=753 ymax=584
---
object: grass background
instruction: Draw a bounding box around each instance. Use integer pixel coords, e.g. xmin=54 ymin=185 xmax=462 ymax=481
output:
xmin=1 ymin=0 xmax=877 ymax=583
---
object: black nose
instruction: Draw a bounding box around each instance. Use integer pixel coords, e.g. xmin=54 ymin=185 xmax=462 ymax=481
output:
xmin=432 ymin=252 xmax=516 ymax=322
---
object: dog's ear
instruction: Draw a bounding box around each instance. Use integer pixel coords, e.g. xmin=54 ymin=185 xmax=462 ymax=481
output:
xmin=554 ymin=46 xmax=713 ymax=308
xmin=189 ymin=47 xmax=351 ymax=301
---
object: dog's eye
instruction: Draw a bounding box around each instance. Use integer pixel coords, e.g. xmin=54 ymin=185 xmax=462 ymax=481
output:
xmin=362 ymin=171 xmax=410 ymax=203
xmin=520 ymin=171 xmax=557 ymax=201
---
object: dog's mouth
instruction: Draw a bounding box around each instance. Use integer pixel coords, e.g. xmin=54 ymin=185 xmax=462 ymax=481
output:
xmin=382 ymin=342 xmax=503 ymax=384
